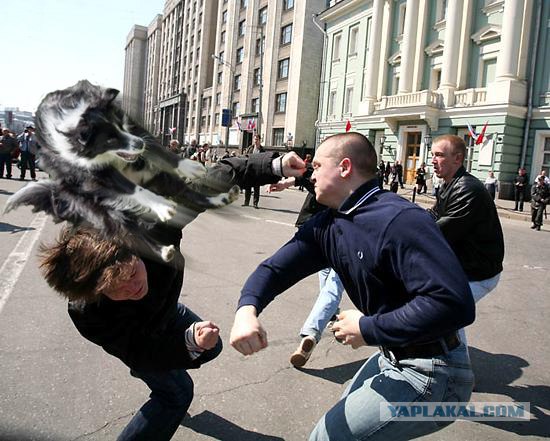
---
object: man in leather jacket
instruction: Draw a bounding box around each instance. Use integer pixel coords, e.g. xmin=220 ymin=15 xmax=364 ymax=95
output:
xmin=428 ymin=134 xmax=504 ymax=345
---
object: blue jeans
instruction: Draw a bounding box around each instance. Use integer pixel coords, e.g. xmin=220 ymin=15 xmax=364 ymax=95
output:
xmin=300 ymin=268 xmax=344 ymax=342
xmin=459 ymin=273 xmax=501 ymax=346
xmin=117 ymin=305 xmax=222 ymax=441
xmin=310 ymin=343 xmax=474 ymax=440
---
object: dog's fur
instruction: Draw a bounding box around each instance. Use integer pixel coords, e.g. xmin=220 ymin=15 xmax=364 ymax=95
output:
xmin=5 ymin=80 xmax=239 ymax=263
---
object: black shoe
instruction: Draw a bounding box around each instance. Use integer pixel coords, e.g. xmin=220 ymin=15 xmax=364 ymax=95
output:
xmin=253 ymin=204 xmax=259 ymax=209
xmin=19 ymin=177 xmax=25 ymax=181
xmin=531 ymin=224 xmax=537 ymax=229
xmin=513 ymin=208 xmax=518 ymax=211
xmin=241 ymin=203 xmax=249 ymax=207
xmin=536 ymin=226 xmax=541 ymax=231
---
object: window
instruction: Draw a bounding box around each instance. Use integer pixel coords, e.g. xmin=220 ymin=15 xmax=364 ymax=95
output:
xmin=275 ymin=92 xmax=287 ymax=112
xmin=234 ymin=74 xmax=241 ymax=90
xmin=221 ymin=31 xmax=226 ymax=44
xmin=222 ymin=10 xmax=227 ymax=23
xmin=202 ymin=97 xmax=209 ymax=110
xmin=542 ymin=137 xmax=550 ymax=176
xmin=216 ymin=92 xmax=221 ymax=105
xmin=201 ymin=116 xmax=207 ymax=127
xmin=431 ymin=69 xmax=442 ymax=89
xmin=398 ymin=4 xmax=406 ymax=36
xmin=251 ymin=97 xmax=260 ymax=113
xmin=481 ymin=58 xmax=497 ymax=87
xmin=218 ymin=51 xmax=224 ymax=62
xmin=259 ymin=6 xmax=267 ymax=25
xmin=239 ymin=20 xmax=246 ymax=37
xmin=344 ymin=87 xmax=354 ymax=113
xmin=232 ymin=101 xmax=240 ymax=117
xmin=436 ymin=0 xmax=447 ymax=22
xmin=349 ymin=26 xmax=359 ymax=56
xmin=278 ymin=58 xmax=289 ymax=79
xmin=215 ymin=112 xmax=219 ymax=124
xmin=328 ymin=90 xmax=337 ymax=116
xmin=217 ymin=71 xmax=223 ymax=85
xmin=284 ymin=0 xmax=294 ymax=9
xmin=241 ymin=0 xmax=248 ymax=8
xmin=332 ymin=33 xmax=341 ymax=61
xmin=236 ymin=47 xmax=244 ymax=63
xmin=281 ymin=23 xmax=293 ymax=45
xmin=255 ymin=37 xmax=265 ymax=56
xmin=273 ymin=128 xmax=285 ymax=146
xmin=254 ymin=68 xmax=261 ymax=86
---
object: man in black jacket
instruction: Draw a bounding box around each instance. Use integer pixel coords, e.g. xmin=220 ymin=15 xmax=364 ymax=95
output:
xmin=514 ymin=167 xmax=529 ymax=211
xmin=531 ymin=175 xmax=550 ymax=230
xmin=39 ymin=152 xmax=306 ymax=441
xmin=428 ymin=134 xmax=504 ymax=345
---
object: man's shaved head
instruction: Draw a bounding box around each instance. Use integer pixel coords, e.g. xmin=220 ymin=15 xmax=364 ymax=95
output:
xmin=319 ymin=132 xmax=377 ymax=178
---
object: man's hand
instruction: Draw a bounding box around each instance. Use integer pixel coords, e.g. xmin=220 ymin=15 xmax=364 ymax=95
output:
xmin=281 ymin=152 xmax=306 ymax=178
xmin=268 ymin=177 xmax=295 ymax=193
xmin=230 ymin=305 xmax=268 ymax=355
xmin=331 ymin=310 xmax=367 ymax=349
xmin=194 ymin=321 xmax=220 ymax=350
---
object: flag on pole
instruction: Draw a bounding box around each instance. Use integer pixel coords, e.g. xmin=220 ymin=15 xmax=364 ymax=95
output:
xmin=345 ymin=120 xmax=352 ymax=132
xmin=466 ymin=121 xmax=489 ymax=145
xmin=169 ymin=127 xmax=177 ymax=134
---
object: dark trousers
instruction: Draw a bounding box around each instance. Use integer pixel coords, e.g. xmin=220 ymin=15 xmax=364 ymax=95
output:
xmin=0 ymin=153 xmax=12 ymax=178
xmin=244 ymin=185 xmax=260 ymax=207
xmin=117 ymin=304 xmax=222 ymax=441
xmin=514 ymin=187 xmax=525 ymax=211
xmin=531 ymin=205 xmax=546 ymax=227
xmin=20 ymin=151 xmax=36 ymax=179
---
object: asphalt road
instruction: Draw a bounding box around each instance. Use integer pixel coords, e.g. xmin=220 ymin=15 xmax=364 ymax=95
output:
xmin=0 ymin=174 xmax=549 ymax=441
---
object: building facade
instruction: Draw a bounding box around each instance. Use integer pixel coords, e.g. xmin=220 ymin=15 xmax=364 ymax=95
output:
xmin=123 ymin=25 xmax=148 ymax=123
xmin=317 ymin=0 xmax=550 ymax=195
xmin=125 ymin=0 xmax=328 ymax=152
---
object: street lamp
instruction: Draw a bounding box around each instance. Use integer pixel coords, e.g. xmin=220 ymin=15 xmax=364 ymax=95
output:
xmin=212 ymin=53 xmax=235 ymax=148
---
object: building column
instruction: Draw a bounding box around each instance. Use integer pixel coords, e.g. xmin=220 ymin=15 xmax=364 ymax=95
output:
xmin=439 ymin=0 xmax=463 ymax=106
xmin=487 ymin=0 xmax=528 ymax=104
xmin=362 ymin=0 xmax=384 ymax=114
xmin=398 ymin=0 xmax=419 ymax=94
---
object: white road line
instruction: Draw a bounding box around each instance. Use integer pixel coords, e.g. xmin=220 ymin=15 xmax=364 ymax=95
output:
xmin=0 ymin=212 xmax=48 ymax=314
xmin=240 ymin=213 xmax=294 ymax=227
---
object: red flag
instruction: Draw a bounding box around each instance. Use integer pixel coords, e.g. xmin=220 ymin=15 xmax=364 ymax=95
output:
xmin=476 ymin=121 xmax=489 ymax=145
xmin=345 ymin=120 xmax=351 ymax=132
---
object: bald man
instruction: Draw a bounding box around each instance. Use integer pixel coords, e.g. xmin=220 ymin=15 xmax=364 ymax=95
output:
xmin=230 ymin=132 xmax=475 ymax=440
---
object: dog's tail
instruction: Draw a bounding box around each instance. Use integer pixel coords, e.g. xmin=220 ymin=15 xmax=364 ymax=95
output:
xmin=4 ymin=181 xmax=59 ymax=217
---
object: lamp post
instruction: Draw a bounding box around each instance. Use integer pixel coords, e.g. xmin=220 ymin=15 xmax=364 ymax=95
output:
xmin=212 ymin=53 xmax=235 ymax=148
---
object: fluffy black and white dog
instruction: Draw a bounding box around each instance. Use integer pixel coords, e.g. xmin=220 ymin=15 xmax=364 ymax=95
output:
xmin=5 ymin=80 xmax=239 ymax=263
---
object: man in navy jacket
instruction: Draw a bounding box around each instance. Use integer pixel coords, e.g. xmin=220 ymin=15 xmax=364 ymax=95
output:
xmin=230 ymin=132 xmax=475 ymax=440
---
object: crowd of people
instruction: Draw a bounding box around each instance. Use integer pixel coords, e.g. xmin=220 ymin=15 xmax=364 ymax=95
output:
xmin=6 ymin=125 xmax=549 ymax=440
xmin=0 ymin=125 xmax=39 ymax=181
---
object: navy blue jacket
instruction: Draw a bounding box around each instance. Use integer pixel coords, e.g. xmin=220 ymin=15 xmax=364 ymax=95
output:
xmin=239 ymin=179 xmax=475 ymax=347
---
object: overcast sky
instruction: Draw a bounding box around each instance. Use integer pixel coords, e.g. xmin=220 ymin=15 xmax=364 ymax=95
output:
xmin=1 ymin=0 xmax=165 ymax=113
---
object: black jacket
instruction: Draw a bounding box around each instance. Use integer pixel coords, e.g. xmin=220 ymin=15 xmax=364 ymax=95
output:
xmin=531 ymin=182 xmax=550 ymax=208
xmin=428 ymin=166 xmax=504 ymax=281
xmin=68 ymin=152 xmax=282 ymax=372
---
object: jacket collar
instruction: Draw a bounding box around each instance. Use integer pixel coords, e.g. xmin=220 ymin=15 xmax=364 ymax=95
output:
xmin=337 ymin=178 xmax=380 ymax=215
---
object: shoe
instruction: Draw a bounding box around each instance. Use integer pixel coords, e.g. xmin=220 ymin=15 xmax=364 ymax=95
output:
xmin=253 ymin=204 xmax=259 ymax=209
xmin=19 ymin=177 xmax=25 ymax=181
xmin=241 ymin=203 xmax=249 ymax=207
xmin=531 ymin=224 xmax=537 ymax=229
xmin=536 ymin=226 xmax=541 ymax=231
xmin=290 ymin=336 xmax=317 ymax=368
xmin=31 ymin=178 xmax=37 ymax=181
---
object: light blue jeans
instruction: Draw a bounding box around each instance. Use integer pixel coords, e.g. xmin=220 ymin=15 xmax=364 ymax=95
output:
xmin=310 ymin=343 xmax=474 ymax=440
xmin=459 ymin=273 xmax=501 ymax=346
xmin=300 ymin=268 xmax=344 ymax=342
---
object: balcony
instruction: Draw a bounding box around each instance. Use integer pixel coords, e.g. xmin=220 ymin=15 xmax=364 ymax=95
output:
xmin=374 ymin=90 xmax=443 ymax=111
xmin=453 ymin=88 xmax=487 ymax=107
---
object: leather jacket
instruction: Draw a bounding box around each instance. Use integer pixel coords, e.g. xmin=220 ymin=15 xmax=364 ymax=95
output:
xmin=428 ymin=166 xmax=504 ymax=281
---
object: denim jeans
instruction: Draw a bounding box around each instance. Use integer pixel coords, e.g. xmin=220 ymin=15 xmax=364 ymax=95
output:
xmin=300 ymin=268 xmax=344 ymax=342
xmin=117 ymin=304 xmax=222 ymax=441
xmin=458 ymin=273 xmax=501 ymax=346
xmin=310 ymin=343 xmax=474 ymax=440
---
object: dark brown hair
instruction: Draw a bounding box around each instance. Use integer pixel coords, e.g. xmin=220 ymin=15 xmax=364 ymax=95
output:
xmin=39 ymin=227 xmax=135 ymax=302
xmin=434 ymin=134 xmax=466 ymax=160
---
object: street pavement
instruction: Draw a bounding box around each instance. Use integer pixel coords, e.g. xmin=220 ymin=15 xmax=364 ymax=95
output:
xmin=0 ymin=174 xmax=549 ymax=441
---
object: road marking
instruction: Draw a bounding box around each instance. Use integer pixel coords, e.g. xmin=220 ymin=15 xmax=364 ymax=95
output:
xmin=0 ymin=212 xmax=48 ymax=314
xmin=240 ymin=213 xmax=294 ymax=227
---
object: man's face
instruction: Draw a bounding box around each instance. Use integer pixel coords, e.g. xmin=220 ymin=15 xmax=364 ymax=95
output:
xmin=254 ymin=136 xmax=260 ymax=145
xmin=102 ymin=258 xmax=148 ymax=301
xmin=311 ymin=140 xmax=345 ymax=209
xmin=431 ymin=140 xmax=462 ymax=182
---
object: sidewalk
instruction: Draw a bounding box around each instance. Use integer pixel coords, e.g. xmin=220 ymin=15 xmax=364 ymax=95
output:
xmin=396 ymin=184 xmax=532 ymax=223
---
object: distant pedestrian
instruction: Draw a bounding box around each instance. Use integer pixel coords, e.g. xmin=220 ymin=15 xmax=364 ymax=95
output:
xmin=416 ymin=162 xmax=428 ymax=194
xmin=484 ymin=170 xmax=498 ymax=200
xmin=389 ymin=164 xmax=399 ymax=193
xmin=243 ymin=134 xmax=264 ymax=208
xmin=513 ymin=168 xmax=529 ymax=211
xmin=395 ymin=160 xmax=404 ymax=188
xmin=535 ymin=169 xmax=550 ymax=185
xmin=168 ymin=139 xmax=181 ymax=155
xmin=531 ymin=175 xmax=550 ymax=231
xmin=0 ymin=129 xmax=18 ymax=179
xmin=377 ymin=160 xmax=385 ymax=190
xmin=17 ymin=126 xmax=38 ymax=181
xmin=384 ymin=162 xmax=391 ymax=184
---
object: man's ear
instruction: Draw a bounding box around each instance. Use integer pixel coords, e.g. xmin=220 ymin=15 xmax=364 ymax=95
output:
xmin=340 ymin=158 xmax=352 ymax=178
